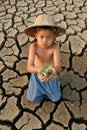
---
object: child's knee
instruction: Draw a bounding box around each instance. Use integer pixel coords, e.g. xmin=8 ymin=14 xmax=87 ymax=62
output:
xmin=27 ymin=95 xmax=44 ymax=103
xmin=51 ymin=93 xmax=61 ymax=103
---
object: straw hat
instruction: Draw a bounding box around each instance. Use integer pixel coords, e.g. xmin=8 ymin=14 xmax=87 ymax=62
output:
xmin=24 ymin=14 xmax=66 ymax=37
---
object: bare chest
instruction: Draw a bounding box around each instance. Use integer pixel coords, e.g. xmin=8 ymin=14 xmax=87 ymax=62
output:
xmin=35 ymin=49 xmax=53 ymax=63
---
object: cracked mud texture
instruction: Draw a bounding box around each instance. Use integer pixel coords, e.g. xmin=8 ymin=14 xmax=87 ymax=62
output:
xmin=0 ymin=0 xmax=87 ymax=130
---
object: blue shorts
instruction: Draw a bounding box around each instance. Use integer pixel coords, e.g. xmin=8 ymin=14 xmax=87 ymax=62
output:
xmin=26 ymin=73 xmax=61 ymax=103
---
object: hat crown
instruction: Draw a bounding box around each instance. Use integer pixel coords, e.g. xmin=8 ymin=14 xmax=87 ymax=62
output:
xmin=24 ymin=14 xmax=66 ymax=37
xmin=33 ymin=14 xmax=55 ymax=26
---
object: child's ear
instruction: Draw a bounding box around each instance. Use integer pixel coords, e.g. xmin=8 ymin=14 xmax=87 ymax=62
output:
xmin=35 ymin=33 xmax=37 ymax=38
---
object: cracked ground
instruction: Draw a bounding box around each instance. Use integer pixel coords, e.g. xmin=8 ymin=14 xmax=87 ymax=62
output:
xmin=0 ymin=0 xmax=87 ymax=130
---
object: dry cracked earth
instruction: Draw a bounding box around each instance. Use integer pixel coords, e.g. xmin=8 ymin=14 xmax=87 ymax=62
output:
xmin=0 ymin=0 xmax=87 ymax=130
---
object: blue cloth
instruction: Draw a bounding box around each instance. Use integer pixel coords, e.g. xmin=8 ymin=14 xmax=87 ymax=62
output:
xmin=26 ymin=73 xmax=61 ymax=103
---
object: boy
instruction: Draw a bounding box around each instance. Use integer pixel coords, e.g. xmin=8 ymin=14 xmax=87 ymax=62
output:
xmin=24 ymin=14 xmax=65 ymax=103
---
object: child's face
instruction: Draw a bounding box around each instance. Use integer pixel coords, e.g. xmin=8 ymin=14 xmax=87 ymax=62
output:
xmin=35 ymin=29 xmax=56 ymax=48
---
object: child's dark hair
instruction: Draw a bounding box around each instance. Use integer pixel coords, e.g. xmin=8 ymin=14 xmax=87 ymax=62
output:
xmin=35 ymin=26 xmax=57 ymax=33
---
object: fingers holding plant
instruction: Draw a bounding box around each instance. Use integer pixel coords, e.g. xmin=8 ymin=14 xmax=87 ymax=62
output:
xmin=38 ymin=64 xmax=57 ymax=82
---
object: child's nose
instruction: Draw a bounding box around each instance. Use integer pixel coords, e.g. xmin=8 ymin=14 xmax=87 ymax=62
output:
xmin=43 ymin=38 xmax=47 ymax=42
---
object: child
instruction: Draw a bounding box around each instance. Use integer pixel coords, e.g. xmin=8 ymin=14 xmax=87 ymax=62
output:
xmin=24 ymin=14 xmax=65 ymax=103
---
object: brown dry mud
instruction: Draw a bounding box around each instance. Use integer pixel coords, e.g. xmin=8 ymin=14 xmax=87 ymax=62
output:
xmin=0 ymin=0 xmax=87 ymax=130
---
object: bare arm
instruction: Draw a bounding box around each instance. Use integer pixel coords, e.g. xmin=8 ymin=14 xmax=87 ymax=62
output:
xmin=27 ymin=44 xmax=39 ymax=73
xmin=53 ymin=43 xmax=62 ymax=74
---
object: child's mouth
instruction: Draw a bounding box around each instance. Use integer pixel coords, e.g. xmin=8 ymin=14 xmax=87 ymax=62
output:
xmin=42 ymin=44 xmax=47 ymax=46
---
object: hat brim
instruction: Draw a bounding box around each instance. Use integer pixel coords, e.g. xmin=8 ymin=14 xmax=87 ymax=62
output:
xmin=24 ymin=25 xmax=66 ymax=37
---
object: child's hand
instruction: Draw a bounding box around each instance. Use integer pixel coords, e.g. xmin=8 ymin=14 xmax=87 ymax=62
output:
xmin=48 ymin=68 xmax=57 ymax=81
xmin=38 ymin=73 xmax=49 ymax=82
xmin=38 ymin=71 xmax=57 ymax=82
xmin=38 ymin=65 xmax=57 ymax=82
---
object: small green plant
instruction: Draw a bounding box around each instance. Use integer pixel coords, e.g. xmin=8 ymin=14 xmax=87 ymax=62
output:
xmin=38 ymin=64 xmax=53 ymax=75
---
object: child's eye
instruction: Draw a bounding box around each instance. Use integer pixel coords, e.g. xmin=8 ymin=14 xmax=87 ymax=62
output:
xmin=47 ymin=36 xmax=51 ymax=39
xmin=40 ymin=36 xmax=44 ymax=39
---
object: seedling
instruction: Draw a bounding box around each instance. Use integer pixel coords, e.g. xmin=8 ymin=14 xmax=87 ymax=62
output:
xmin=38 ymin=64 xmax=53 ymax=76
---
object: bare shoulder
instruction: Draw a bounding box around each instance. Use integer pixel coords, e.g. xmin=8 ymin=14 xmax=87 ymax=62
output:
xmin=29 ymin=42 xmax=37 ymax=52
xmin=29 ymin=42 xmax=37 ymax=48
xmin=53 ymin=43 xmax=60 ymax=50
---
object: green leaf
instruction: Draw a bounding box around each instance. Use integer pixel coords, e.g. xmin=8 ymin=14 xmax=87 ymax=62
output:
xmin=39 ymin=64 xmax=53 ymax=75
